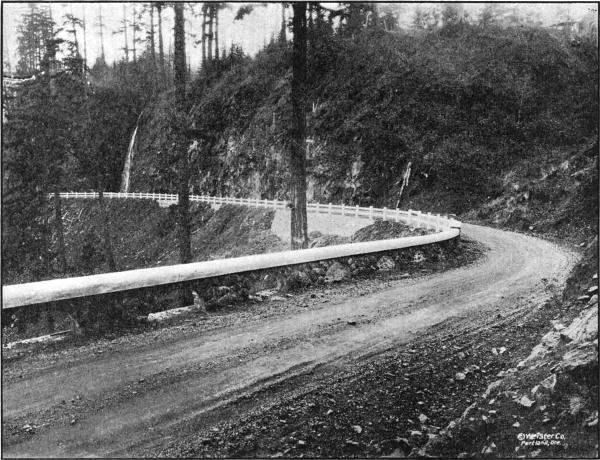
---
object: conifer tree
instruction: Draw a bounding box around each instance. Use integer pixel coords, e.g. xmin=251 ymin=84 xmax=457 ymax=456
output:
xmin=289 ymin=2 xmax=309 ymax=249
xmin=174 ymin=2 xmax=192 ymax=305
xmin=16 ymin=4 xmax=55 ymax=75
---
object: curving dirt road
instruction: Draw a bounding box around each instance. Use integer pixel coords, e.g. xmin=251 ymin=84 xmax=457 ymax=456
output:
xmin=2 ymin=224 xmax=577 ymax=457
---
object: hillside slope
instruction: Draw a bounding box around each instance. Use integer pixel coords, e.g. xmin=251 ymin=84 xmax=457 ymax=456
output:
xmin=3 ymin=201 xmax=285 ymax=285
xmin=130 ymin=24 xmax=598 ymax=239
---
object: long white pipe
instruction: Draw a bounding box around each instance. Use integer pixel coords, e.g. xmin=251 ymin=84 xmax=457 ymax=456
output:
xmin=2 ymin=229 xmax=459 ymax=309
xmin=3 ymin=194 xmax=461 ymax=309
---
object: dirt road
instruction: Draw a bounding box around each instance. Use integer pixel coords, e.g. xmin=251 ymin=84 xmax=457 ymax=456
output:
xmin=2 ymin=224 xmax=577 ymax=457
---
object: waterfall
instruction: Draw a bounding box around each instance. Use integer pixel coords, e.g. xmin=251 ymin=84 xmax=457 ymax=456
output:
xmin=119 ymin=123 xmax=139 ymax=193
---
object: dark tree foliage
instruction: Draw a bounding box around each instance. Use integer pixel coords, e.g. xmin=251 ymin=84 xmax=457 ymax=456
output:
xmin=4 ymin=8 xmax=143 ymax=284
xmin=15 ymin=4 xmax=56 ymax=76
xmin=80 ymin=86 xmax=140 ymax=191
xmin=2 ymin=71 xmax=85 ymax=282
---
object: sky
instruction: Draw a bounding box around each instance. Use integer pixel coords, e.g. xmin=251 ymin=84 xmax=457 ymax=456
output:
xmin=2 ymin=2 xmax=285 ymax=71
xmin=2 ymin=2 xmax=597 ymax=73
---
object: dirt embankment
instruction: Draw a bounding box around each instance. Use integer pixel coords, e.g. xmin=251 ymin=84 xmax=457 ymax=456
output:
xmin=2 ymin=202 xmax=285 ymax=341
xmin=3 ymin=200 xmax=288 ymax=286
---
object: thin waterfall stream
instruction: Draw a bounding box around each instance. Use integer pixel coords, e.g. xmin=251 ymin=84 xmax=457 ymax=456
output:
xmin=119 ymin=115 xmax=142 ymax=193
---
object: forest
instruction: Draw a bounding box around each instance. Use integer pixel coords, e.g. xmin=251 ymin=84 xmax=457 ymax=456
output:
xmin=2 ymin=2 xmax=598 ymax=284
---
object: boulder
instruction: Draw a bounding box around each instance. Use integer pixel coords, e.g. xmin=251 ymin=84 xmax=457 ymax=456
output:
xmin=284 ymin=270 xmax=312 ymax=290
xmin=517 ymin=331 xmax=560 ymax=368
xmin=540 ymin=373 xmax=557 ymax=392
xmin=377 ymin=256 xmax=396 ymax=271
xmin=255 ymin=289 xmax=277 ymax=300
xmin=325 ymin=261 xmax=351 ymax=283
xmin=311 ymin=266 xmax=325 ymax=277
xmin=482 ymin=379 xmax=502 ymax=399
xmin=517 ymin=395 xmax=535 ymax=408
xmin=569 ymin=396 xmax=583 ymax=416
xmin=309 ymin=234 xmax=349 ymax=248
xmin=352 ymin=267 xmax=372 ymax=277
xmin=217 ymin=285 xmax=232 ymax=294
xmin=561 ymin=305 xmax=598 ymax=344
xmin=382 ymin=448 xmax=406 ymax=458
xmin=559 ymin=341 xmax=598 ymax=377
xmin=481 ymin=442 xmax=497 ymax=455
xmin=413 ymin=251 xmax=426 ymax=263
xmin=216 ymin=292 xmax=240 ymax=307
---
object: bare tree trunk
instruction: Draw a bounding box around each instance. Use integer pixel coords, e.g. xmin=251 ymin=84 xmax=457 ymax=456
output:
xmin=132 ymin=4 xmax=137 ymax=64
xmin=201 ymin=7 xmax=207 ymax=66
xmin=82 ymin=8 xmax=87 ymax=70
xmin=98 ymin=5 xmax=105 ymax=61
xmin=157 ymin=3 xmax=166 ymax=86
xmin=207 ymin=5 xmax=214 ymax=62
xmin=280 ymin=3 xmax=287 ymax=42
xmin=174 ymin=2 xmax=192 ymax=306
xmin=215 ymin=7 xmax=219 ymax=59
xmin=290 ymin=2 xmax=309 ymax=249
xmin=149 ymin=5 xmax=156 ymax=67
xmin=123 ymin=4 xmax=129 ymax=61
xmin=68 ymin=8 xmax=81 ymax=57
xmin=97 ymin=188 xmax=117 ymax=271
xmin=53 ymin=191 xmax=67 ymax=273
xmin=149 ymin=4 xmax=156 ymax=92
xmin=40 ymin=202 xmax=51 ymax=275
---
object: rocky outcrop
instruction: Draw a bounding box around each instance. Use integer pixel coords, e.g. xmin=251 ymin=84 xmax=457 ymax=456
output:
xmin=561 ymin=302 xmax=598 ymax=343
xmin=376 ymin=256 xmax=396 ymax=271
xmin=417 ymin=272 xmax=599 ymax=458
xmin=325 ymin=261 xmax=351 ymax=283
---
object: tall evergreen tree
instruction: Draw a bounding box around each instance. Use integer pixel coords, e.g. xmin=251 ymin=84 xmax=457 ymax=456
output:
xmin=95 ymin=5 xmax=106 ymax=62
xmin=214 ymin=5 xmax=220 ymax=58
xmin=113 ymin=4 xmax=130 ymax=62
xmin=16 ymin=4 xmax=56 ymax=76
xmin=155 ymin=2 xmax=167 ymax=86
xmin=173 ymin=2 xmax=192 ymax=305
xmin=131 ymin=4 xmax=143 ymax=64
xmin=148 ymin=3 xmax=157 ymax=71
xmin=290 ymin=2 xmax=309 ymax=249
xmin=3 ymin=34 xmax=84 ymax=282
xmin=280 ymin=3 xmax=287 ymax=42
xmin=82 ymin=7 xmax=88 ymax=68
xmin=207 ymin=4 xmax=214 ymax=61
xmin=201 ymin=4 xmax=207 ymax=65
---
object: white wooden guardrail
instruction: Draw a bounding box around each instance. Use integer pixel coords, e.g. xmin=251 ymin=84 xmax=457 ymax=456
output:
xmin=51 ymin=191 xmax=461 ymax=231
xmin=2 ymin=193 xmax=461 ymax=309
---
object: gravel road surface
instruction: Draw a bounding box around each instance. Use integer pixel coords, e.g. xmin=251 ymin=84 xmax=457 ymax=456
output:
xmin=2 ymin=223 xmax=576 ymax=457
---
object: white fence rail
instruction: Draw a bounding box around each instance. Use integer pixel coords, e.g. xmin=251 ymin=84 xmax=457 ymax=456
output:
xmin=52 ymin=191 xmax=461 ymax=231
xmin=2 ymin=193 xmax=461 ymax=309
